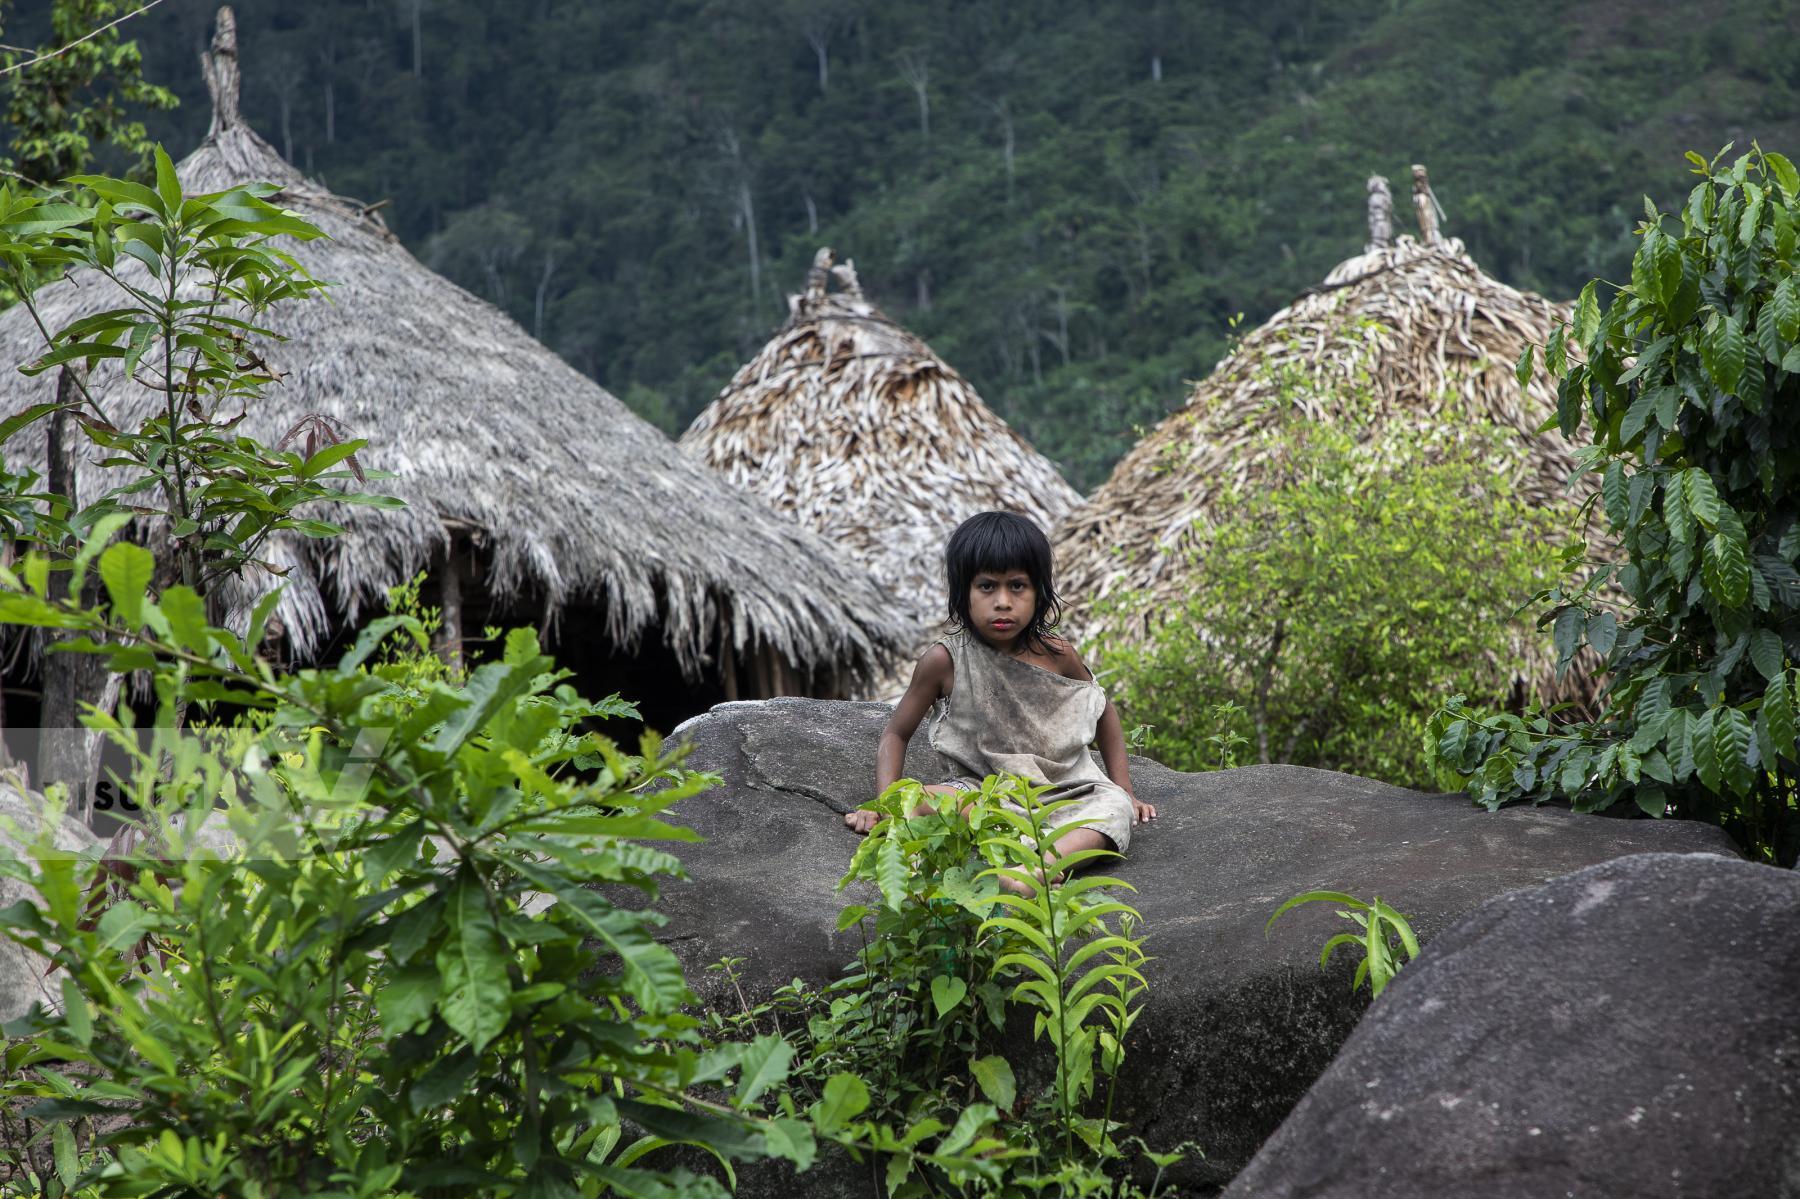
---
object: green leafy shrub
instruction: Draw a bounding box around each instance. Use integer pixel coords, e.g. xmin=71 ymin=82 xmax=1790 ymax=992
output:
xmin=1431 ymin=144 xmax=1800 ymax=866
xmin=767 ymin=776 xmax=1182 ymax=1196
xmin=0 ymin=551 xmax=781 ymax=1196
xmin=0 ymin=151 xmax=401 ymax=599
xmin=1102 ymin=403 xmax=1559 ymax=787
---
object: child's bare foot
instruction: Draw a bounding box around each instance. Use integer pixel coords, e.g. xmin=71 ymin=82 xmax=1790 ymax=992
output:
xmin=844 ymin=810 xmax=880 ymax=835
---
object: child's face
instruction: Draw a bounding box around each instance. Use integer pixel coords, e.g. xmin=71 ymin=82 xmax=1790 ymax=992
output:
xmin=967 ymin=568 xmax=1035 ymax=648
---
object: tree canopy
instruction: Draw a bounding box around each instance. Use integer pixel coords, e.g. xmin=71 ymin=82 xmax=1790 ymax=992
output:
xmin=112 ymin=0 xmax=1800 ymax=488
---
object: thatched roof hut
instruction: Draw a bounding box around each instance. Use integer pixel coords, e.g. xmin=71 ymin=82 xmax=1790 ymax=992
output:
xmin=1056 ymin=169 xmax=1591 ymax=705
xmin=680 ymin=249 xmax=1083 ymax=637
xmin=0 ymin=9 xmax=906 ymax=704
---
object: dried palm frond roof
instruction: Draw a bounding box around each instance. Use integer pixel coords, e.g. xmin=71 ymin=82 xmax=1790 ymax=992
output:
xmin=681 ymin=248 xmax=1083 ymax=634
xmin=1056 ymin=169 xmax=1596 ymax=706
xmin=0 ymin=8 xmax=908 ymax=686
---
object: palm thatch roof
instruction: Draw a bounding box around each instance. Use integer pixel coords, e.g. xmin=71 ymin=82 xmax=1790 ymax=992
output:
xmin=680 ymin=248 xmax=1083 ymax=637
xmin=1056 ymin=169 xmax=1595 ymax=706
xmin=0 ymin=8 xmax=907 ymax=690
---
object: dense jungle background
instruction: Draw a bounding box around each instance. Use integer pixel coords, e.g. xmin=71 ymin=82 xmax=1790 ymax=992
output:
xmin=16 ymin=0 xmax=1795 ymax=489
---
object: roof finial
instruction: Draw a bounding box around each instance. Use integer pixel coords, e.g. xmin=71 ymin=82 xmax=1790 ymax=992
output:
xmin=830 ymin=258 xmax=863 ymax=300
xmin=1365 ymin=174 xmax=1393 ymax=251
xmin=804 ymin=247 xmax=833 ymax=304
xmin=203 ymin=7 xmax=241 ymax=137
xmin=1411 ymin=163 xmax=1445 ymax=245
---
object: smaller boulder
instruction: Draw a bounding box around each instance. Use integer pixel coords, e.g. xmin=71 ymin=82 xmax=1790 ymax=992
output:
xmin=1224 ymin=852 xmax=1800 ymax=1199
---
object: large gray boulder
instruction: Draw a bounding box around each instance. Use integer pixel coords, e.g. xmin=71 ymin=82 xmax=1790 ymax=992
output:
xmin=659 ymin=699 xmax=1737 ymax=1191
xmin=0 ymin=776 xmax=101 ymax=1023
xmin=1223 ymin=852 xmax=1800 ymax=1199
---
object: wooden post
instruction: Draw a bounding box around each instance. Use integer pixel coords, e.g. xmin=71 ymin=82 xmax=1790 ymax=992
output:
xmin=719 ymin=615 xmax=739 ymax=702
xmin=39 ymin=366 xmax=120 ymax=823
xmin=431 ymin=536 xmax=466 ymax=668
xmin=1366 ymin=175 xmax=1393 ymax=251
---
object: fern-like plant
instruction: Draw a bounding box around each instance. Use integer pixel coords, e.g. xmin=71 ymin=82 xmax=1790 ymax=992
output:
xmin=1267 ymin=890 xmax=1421 ymax=998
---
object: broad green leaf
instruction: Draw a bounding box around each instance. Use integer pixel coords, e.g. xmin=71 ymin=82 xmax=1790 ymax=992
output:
xmin=0 ymin=401 xmax=70 ymax=445
xmin=158 ymin=585 xmax=211 ymax=654
xmin=1764 ymin=671 xmax=1797 ymax=756
xmin=1703 ymin=533 xmax=1751 ymax=608
xmin=1739 ymin=181 xmax=1764 ymax=244
xmin=1514 ymin=342 xmax=1534 ymax=387
xmin=1586 ymin=611 xmax=1619 ymax=657
xmin=53 ymin=1122 xmax=77 ymax=1186
xmin=1774 ymin=277 xmax=1800 ymax=341
xmin=520 ymin=872 xmax=687 ymax=1012
xmin=409 ymin=1052 xmax=478 ymax=1112
xmin=733 ymin=1034 xmax=793 ymax=1108
xmin=1693 ymin=709 xmax=1720 ymax=791
xmin=1664 ymin=476 xmax=1693 ymax=547
xmin=60 ymin=977 xmax=92 ymax=1047
xmin=98 ymin=541 xmax=155 ymax=628
xmin=931 ymin=974 xmax=968 ymax=1018
xmin=1767 ymin=151 xmax=1800 ymax=202
xmin=1619 ymin=390 xmax=1657 ymax=446
xmin=969 ymin=1054 xmax=1016 ymax=1111
xmin=1706 ymin=316 xmax=1747 ymax=394
xmin=1572 ymin=281 xmax=1601 ymax=347
xmin=1715 ymin=707 xmax=1755 ymax=795
xmin=1601 ymin=461 xmax=1628 ymax=524
xmin=1748 ymin=628 xmax=1784 ymax=681
xmin=378 ymin=963 xmax=439 ymax=1034
xmin=810 ymin=1073 xmax=869 ymax=1134
xmin=1683 ymin=469 xmax=1722 ymax=530
xmin=435 ymin=878 xmax=511 ymax=1052
xmin=763 ymin=1118 xmax=816 ymax=1172
xmin=153 ymin=146 xmax=182 ymax=217
xmin=1552 ymin=607 xmax=1586 ymax=663
xmin=95 ymin=900 xmax=154 ymax=956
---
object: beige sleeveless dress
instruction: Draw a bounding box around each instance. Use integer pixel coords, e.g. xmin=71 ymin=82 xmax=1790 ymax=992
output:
xmin=926 ymin=631 xmax=1135 ymax=852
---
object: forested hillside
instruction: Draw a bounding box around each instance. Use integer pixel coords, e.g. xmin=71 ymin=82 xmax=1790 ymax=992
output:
xmin=114 ymin=0 xmax=1800 ymax=488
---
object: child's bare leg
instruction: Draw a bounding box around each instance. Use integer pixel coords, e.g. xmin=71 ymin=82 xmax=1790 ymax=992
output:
xmin=844 ymin=784 xmax=968 ymax=835
xmin=997 ymin=827 xmax=1114 ymax=896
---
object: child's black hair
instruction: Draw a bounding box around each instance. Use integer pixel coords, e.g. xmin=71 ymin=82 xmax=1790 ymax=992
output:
xmin=944 ymin=511 xmax=1065 ymax=653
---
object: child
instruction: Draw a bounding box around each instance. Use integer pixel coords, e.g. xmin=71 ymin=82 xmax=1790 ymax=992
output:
xmin=844 ymin=511 xmax=1155 ymax=881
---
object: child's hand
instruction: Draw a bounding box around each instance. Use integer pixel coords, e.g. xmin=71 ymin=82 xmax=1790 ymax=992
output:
xmin=844 ymin=808 xmax=882 ymax=835
xmin=1132 ymin=797 xmax=1157 ymax=824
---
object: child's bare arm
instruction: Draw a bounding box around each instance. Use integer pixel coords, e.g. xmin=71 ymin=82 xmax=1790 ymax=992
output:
xmin=847 ymin=646 xmax=952 ymax=834
xmin=1077 ymin=650 xmax=1157 ymax=825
